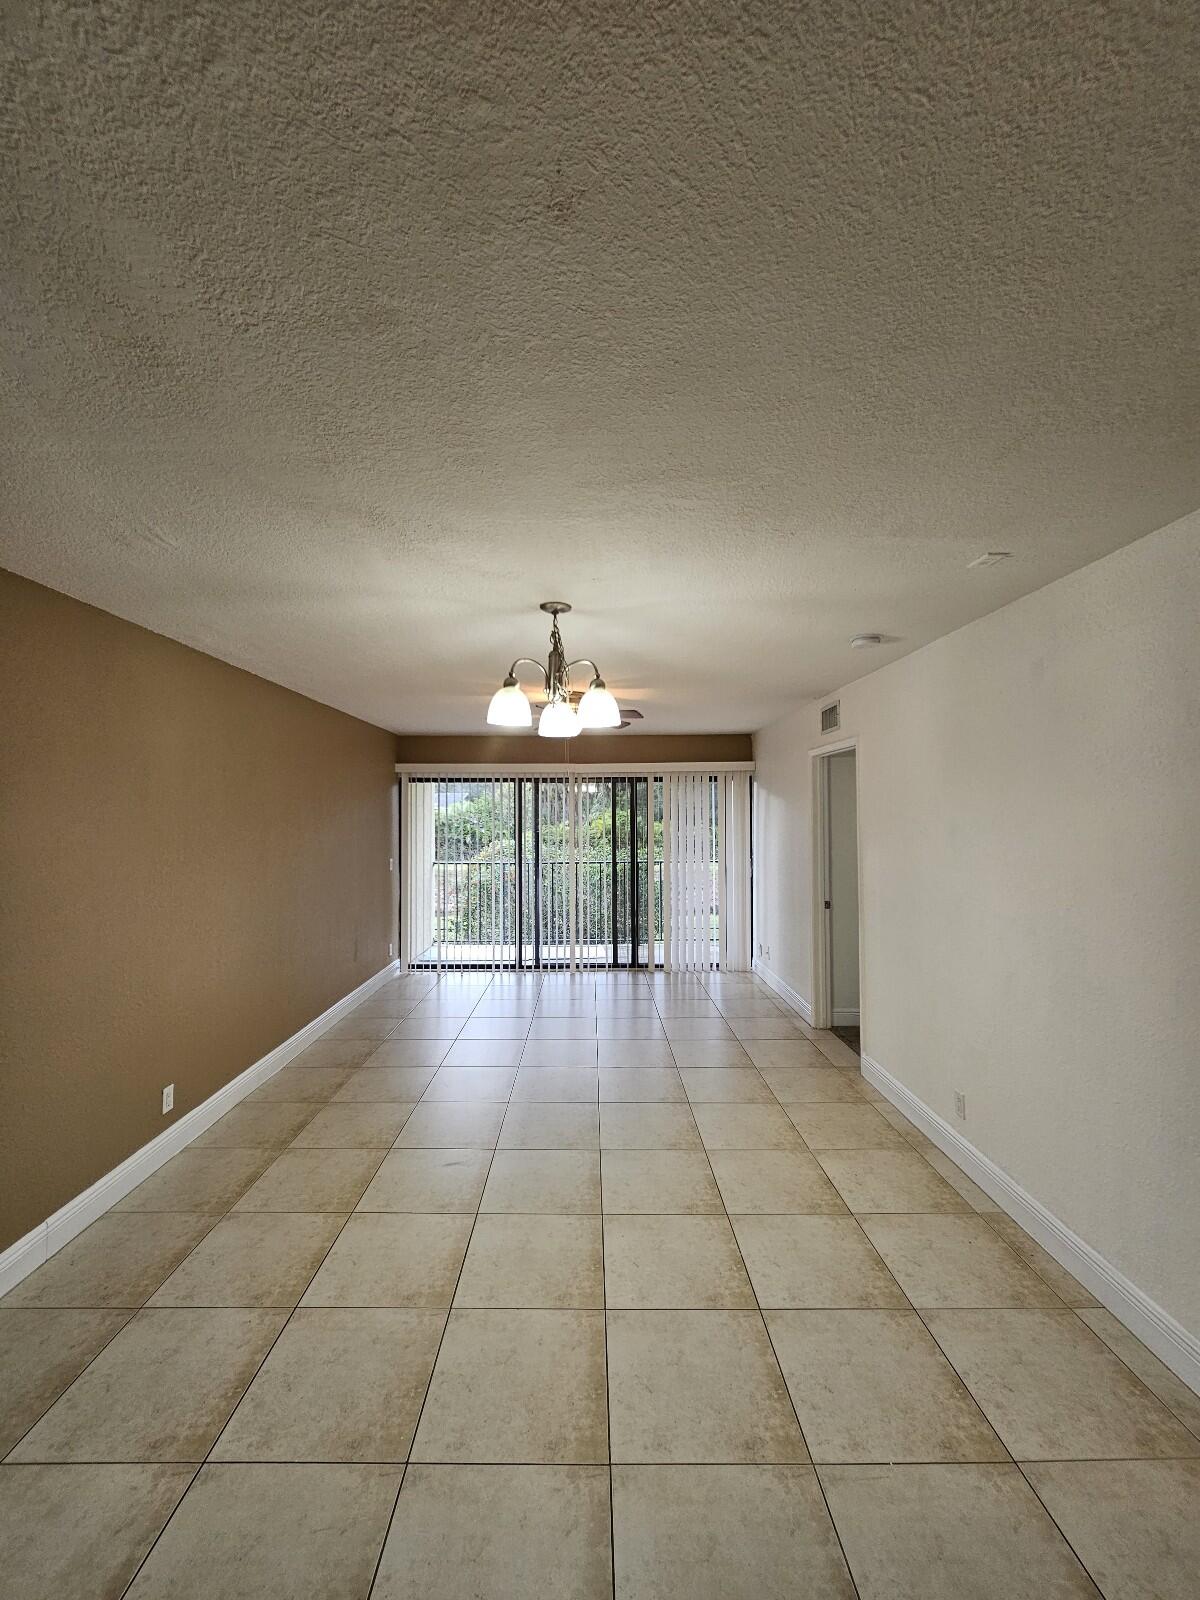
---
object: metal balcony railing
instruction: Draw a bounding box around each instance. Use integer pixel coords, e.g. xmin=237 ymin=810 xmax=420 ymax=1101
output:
xmin=425 ymin=857 xmax=667 ymax=965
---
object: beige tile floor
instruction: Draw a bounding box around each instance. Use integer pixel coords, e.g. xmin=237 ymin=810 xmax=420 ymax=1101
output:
xmin=2 ymin=969 xmax=1198 ymax=1599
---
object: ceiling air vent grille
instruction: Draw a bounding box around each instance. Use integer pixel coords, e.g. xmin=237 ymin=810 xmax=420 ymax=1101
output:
xmin=821 ymin=701 xmax=841 ymax=734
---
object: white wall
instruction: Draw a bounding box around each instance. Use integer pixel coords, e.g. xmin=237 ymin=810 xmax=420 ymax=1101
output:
xmin=753 ymin=510 xmax=1200 ymax=1345
xmin=827 ymin=750 xmax=860 ymax=1022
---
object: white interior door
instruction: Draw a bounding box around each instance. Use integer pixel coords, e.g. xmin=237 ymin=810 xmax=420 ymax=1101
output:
xmin=826 ymin=750 xmax=860 ymax=1027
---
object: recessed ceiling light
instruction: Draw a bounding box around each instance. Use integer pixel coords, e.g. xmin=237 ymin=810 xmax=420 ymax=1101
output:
xmin=850 ymin=633 xmax=883 ymax=649
xmin=967 ymin=551 xmax=1012 ymax=568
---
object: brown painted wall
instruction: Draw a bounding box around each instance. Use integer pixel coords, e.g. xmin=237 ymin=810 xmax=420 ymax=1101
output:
xmin=0 ymin=570 xmax=398 ymax=1250
xmin=394 ymin=733 xmax=753 ymax=765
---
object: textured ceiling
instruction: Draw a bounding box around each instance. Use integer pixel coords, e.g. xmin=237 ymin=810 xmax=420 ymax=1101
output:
xmin=2 ymin=1 xmax=1198 ymax=733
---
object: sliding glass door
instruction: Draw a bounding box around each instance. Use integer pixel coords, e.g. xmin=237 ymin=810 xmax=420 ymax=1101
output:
xmin=411 ymin=775 xmax=662 ymax=968
xmin=425 ymin=778 xmax=518 ymax=965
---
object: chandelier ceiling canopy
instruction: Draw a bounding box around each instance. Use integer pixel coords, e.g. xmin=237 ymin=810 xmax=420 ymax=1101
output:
xmin=486 ymin=602 xmax=622 ymax=738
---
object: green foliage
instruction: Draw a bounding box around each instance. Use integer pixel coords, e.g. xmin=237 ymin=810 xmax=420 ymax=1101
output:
xmin=433 ymin=789 xmax=662 ymax=864
xmin=434 ymin=790 xmax=514 ymax=860
xmin=429 ymin=783 xmax=666 ymax=947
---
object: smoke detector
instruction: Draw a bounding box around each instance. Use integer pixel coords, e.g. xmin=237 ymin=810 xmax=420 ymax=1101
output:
xmin=850 ymin=633 xmax=883 ymax=649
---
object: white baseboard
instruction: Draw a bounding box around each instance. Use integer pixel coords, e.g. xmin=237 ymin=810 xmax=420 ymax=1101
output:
xmin=832 ymin=1007 xmax=860 ymax=1027
xmin=0 ymin=1230 xmax=46 ymax=1302
xmin=861 ymin=1052 xmax=1200 ymax=1399
xmin=0 ymin=961 xmax=402 ymax=1299
xmin=752 ymin=959 xmax=814 ymax=1024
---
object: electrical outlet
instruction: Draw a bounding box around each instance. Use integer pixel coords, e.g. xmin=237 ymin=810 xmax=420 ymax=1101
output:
xmin=953 ymin=1091 xmax=966 ymax=1121
xmin=388 ymin=942 xmax=394 ymax=958
xmin=389 ymin=856 xmax=394 ymax=871
xmin=162 ymin=1083 xmax=175 ymax=1115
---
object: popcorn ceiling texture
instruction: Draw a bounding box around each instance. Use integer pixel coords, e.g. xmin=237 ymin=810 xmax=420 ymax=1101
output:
xmin=2 ymin=1 xmax=1197 ymax=732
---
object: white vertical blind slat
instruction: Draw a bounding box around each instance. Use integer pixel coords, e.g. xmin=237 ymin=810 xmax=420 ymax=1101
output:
xmin=681 ymin=774 xmax=689 ymax=972
xmin=403 ymin=777 xmax=435 ymax=971
xmin=580 ymin=776 xmax=586 ymax=968
xmin=568 ymin=775 xmax=578 ymax=973
xmin=454 ymin=774 xmax=461 ymax=973
xmin=438 ymin=777 xmax=448 ymax=972
xmin=490 ymin=776 xmax=496 ymax=973
xmin=724 ymin=770 xmax=753 ymax=971
xmin=661 ymin=777 xmax=672 ymax=970
xmin=683 ymin=774 xmax=691 ymax=971
xmin=401 ymin=777 xmax=411 ymax=971
xmin=646 ymin=778 xmax=655 ymax=969
xmin=700 ymin=774 xmax=708 ymax=970
xmin=685 ymin=774 xmax=695 ymax=971
xmin=691 ymin=774 xmax=701 ymax=971
xmin=704 ymin=775 xmax=711 ymax=972
xmin=717 ymin=774 xmax=728 ymax=970
xmin=656 ymin=770 xmax=741 ymax=975
xmin=701 ymin=774 xmax=709 ymax=971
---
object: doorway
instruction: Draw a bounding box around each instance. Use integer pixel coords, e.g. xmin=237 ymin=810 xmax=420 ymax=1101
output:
xmin=812 ymin=744 xmax=860 ymax=1049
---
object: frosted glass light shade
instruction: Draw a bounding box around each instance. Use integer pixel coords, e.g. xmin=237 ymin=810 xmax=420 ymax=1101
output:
xmin=486 ymin=681 xmax=532 ymax=727
xmin=577 ymin=681 xmax=621 ymax=728
xmin=538 ymin=700 xmax=581 ymax=738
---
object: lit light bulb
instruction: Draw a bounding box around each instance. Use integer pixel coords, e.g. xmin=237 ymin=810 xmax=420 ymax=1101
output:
xmin=577 ymin=679 xmax=621 ymax=728
xmin=486 ymin=678 xmax=532 ymax=727
xmin=538 ymin=700 xmax=581 ymax=738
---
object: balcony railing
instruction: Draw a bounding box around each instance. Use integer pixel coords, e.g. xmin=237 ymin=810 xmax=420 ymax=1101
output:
xmin=423 ymin=857 xmax=668 ymax=965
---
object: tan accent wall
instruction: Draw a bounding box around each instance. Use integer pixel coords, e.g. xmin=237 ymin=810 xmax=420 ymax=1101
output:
xmin=0 ymin=570 xmax=398 ymax=1250
xmin=394 ymin=733 xmax=753 ymax=766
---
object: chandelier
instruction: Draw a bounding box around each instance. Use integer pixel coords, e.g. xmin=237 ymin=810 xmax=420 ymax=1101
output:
xmin=486 ymin=602 xmax=621 ymax=738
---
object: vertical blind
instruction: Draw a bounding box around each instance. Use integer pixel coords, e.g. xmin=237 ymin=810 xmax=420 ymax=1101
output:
xmin=661 ymin=772 xmax=753 ymax=972
xmin=400 ymin=770 xmax=751 ymax=972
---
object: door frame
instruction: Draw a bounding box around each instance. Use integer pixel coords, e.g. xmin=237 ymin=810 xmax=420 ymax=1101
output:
xmin=810 ymin=738 xmax=860 ymax=1031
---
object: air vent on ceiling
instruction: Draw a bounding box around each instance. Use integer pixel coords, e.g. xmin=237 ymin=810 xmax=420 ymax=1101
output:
xmin=821 ymin=701 xmax=841 ymax=734
xmin=967 ymin=550 xmax=1012 ymax=569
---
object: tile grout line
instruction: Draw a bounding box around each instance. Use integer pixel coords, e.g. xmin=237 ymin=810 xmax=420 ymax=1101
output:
xmin=10 ymin=969 xmax=1191 ymax=1593
xmin=689 ymin=975 xmax=867 ymax=1600
xmin=359 ymin=973 xmax=536 ymax=1599
xmin=114 ymin=973 xmax=453 ymax=1597
xmin=0 ymin=1302 xmax=151 ymax=1462
xmin=904 ymin=1305 xmax=1016 ymax=1465
xmin=1060 ymin=1307 xmax=1200 ymax=1447
xmin=0 ymin=983 xmax=440 ymax=1463
xmin=904 ymin=1293 xmax=1115 ymax=1596
xmin=599 ymin=1136 xmax=616 ymax=1599
xmin=114 ymin=1118 xmax=404 ymax=1594
xmin=910 ymin=1295 xmax=1197 ymax=1462
xmin=6 ymin=1452 xmax=1194 ymax=1469
xmin=9 ymin=1297 xmax=1168 ymax=1315
xmin=352 ymin=977 xmax=502 ymax=1600
xmin=0 ymin=1202 xmax=229 ymax=1462
xmin=1009 ymin=1455 xmax=1125 ymax=1597
xmin=361 ymin=972 xmax=530 ymax=1600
